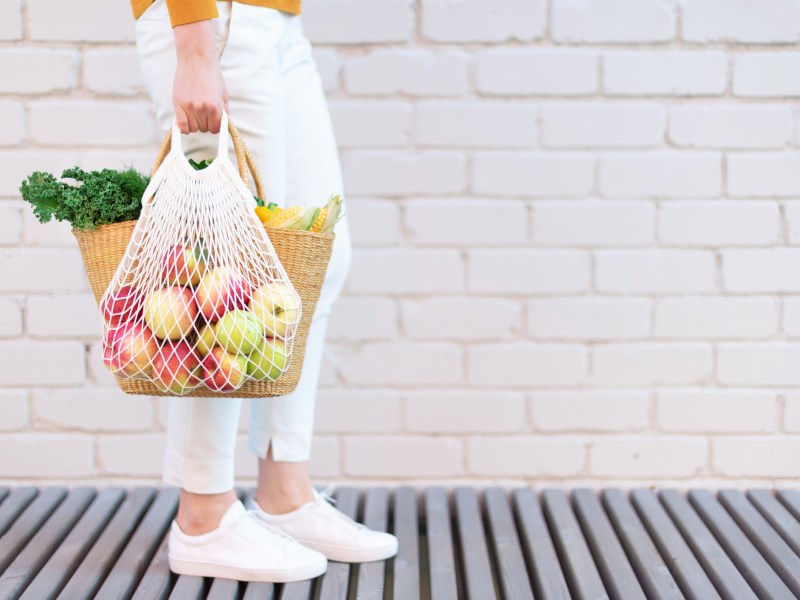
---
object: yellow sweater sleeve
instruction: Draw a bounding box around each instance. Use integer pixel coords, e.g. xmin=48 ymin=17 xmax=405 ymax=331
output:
xmin=165 ymin=0 xmax=219 ymax=26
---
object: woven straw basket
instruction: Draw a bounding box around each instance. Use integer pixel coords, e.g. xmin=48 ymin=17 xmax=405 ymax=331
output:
xmin=72 ymin=119 xmax=335 ymax=397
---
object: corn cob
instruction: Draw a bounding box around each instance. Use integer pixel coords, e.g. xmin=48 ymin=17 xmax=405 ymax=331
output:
xmin=310 ymin=207 xmax=327 ymax=232
xmin=264 ymin=205 xmax=303 ymax=228
xmin=277 ymin=207 xmax=319 ymax=231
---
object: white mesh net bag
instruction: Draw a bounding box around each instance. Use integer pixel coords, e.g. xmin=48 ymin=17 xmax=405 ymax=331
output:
xmin=99 ymin=112 xmax=302 ymax=395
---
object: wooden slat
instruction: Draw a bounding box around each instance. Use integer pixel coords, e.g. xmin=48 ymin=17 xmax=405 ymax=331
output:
xmin=541 ymin=488 xmax=608 ymax=600
xmin=392 ymin=486 xmax=420 ymax=600
xmin=355 ymin=488 xmax=390 ymax=600
xmin=717 ymin=489 xmax=800 ymax=596
xmin=453 ymin=487 xmax=496 ymax=600
xmin=571 ymin=488 xmax=645 ymax=600
xmin=512 ymin=488 xmax=570 ymax=600
xmin=130 ymin=534 xmax=173 ymax=600
xmin=317 ymin=487 xmax=360 ymax=600
xmin=278 ymin=579 xmax=314 ymax=600
xmin=58 ymin=487 xmax=156 ymax=600
xmin=746 ymin=489 xmax=800 ymax=557
xmin=775 ymin=489 xmax=800 ymax=524
xmin=206 ymin=577 xmax=241 ymax=600
xmin=688 ymin=489 xmax=795 ymax=600
xmin=0 ymin=487 xmax=10 ymax=506
xmin=0 ymin=487 xmax=96 ymax=599
xmin=483 ymin=487 xmax=533 ymax=600
xmin=242 ymin=582 xmax=275 ymax=600
xmin=423 ymin=487 xmax=458 ymax=600
xmin=630 ymin=488 xmax=720 ymax=600
xmin=0 ymin=487 xmax=67 ymax=575
xmin=0 ymin=488 xmax=38 ymax=539
xmin=167 ymin=576 xmax=205 ymax=599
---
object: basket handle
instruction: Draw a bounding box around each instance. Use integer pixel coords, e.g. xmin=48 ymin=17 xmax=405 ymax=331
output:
xmin=150 ymin=112 xmax=266 ymax=201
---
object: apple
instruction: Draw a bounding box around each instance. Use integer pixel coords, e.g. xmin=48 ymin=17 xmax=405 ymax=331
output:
xmin=143 ymin=286 xmax=198 ymax=341
xmin=202 ymin=346 xmax=248 ymax=392
xmin=103 ymin=322 xmax=159 ymax=378
xmin=196 ymin=267 xmax=252 ymax=323
xmin=153 ymin=340 xmax=201 ymax=394
xmin=100 ymin=284 xmax=143 ymax=327
xmin=195 ymin=321 xmax=217 ymax=358
xmin=161 ymin=241 xmax=208 ymax=286
xmin=246 ymin=338 xmax=287 ymax=381
xmin=215 ymin=309 xmax=263 ymax=355
xmin=249 ymin=282 xmax=300 ymax=338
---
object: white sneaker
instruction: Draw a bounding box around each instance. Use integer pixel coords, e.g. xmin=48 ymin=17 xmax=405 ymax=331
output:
xmin=247 ymin=487 xmax=399 ymax=563
xmin=168 ymin=499 xmax=328 ymax=582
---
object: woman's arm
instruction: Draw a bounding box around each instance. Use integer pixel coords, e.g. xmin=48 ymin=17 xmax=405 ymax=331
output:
xmin=172 ymin=20 xmax=228 ymax=134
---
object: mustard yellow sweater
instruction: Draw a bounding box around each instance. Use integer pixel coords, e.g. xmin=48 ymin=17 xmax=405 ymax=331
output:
xmin=131 ymin=0 xmax=301 ymax=27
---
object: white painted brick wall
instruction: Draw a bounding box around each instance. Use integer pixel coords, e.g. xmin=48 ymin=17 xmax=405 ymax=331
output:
xmin=3 ymin=0 xmax=800 ymax=488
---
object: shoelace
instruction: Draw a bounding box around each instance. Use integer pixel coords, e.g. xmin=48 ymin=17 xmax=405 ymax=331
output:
xmin=314 ymin=483 xmax=367 ymax=530
xmin=230 ymin=508 xmax=298 ymax=547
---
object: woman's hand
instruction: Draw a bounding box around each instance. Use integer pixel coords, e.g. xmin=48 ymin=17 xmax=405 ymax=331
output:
xmin=172 ymin=20 xmax=228 ymax=134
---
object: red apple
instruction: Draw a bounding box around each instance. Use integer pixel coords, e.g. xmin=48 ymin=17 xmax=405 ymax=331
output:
xmin=100 ymin=284 xmax=143 ymax=327
xmin=195 ymin=267 xmax=252 ymax=323
xmin=153 ymin=341 xmax=201 ymax=394
xmin=161 ymin=241 xmax=208 ymax=286
xmin=202 ymin=346 xmax=248 ymax=392
xmin=143 ymin=286 xmax=198 ymax=340
xmin=103 ymin=322 xmax=159 ymax=378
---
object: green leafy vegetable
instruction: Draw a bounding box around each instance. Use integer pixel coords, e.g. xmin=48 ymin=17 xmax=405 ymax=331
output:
xmin=20 ymin=166 xmax=150 ymax=231
xmin=188 ymin=157 xmax=214 ymax=170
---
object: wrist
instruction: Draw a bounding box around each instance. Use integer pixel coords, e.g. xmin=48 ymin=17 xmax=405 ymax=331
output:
xmin=173 ymin=20 xmax=216 ymax=60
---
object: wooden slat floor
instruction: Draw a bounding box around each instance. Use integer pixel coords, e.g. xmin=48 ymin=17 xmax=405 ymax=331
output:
xmin=0 ymin=486 xmax=798 ymax=599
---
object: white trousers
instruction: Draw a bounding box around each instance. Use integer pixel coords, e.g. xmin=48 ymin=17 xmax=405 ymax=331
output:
xmin=135 ymin=0 xmax=353 ymax=494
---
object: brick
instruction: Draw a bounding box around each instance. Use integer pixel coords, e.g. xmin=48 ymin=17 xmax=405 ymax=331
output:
xmin=28 ymin=0 xmax=135 ymax=42
xmin=327 ymin=296 xmax=398 ymax=341
xmin=476 ymin=49 xmax=599 ymax=96
xmin=346 ymin=249 xmax=463 ymax=294
xmin=0 ymin=150 xmax=79 ymax=197
xmin=472 ymin=152 xmax=594 ymax=198
xmin=312 ymin=49 xmax=340 ymax=94
xmin=29 ymin=102 xmax=155 ymax=147
xmin=421 ymin=0 xmax=545 ymax=42
xmin=309 ymin=436 xmax=341 ymax=479
xmin=83 ymin=49 xmax=144 ymax=96
xmin=339 ymin=342 xmax=462 ymax=386
xmin=97 ymin=434 xmax=165 ymax=476
xmin=684 ymin=0 xmax=800 ymax=43
xmin=713 ymin=437 xmax=800 ymax=477
xmin=657 ymin=389 xmax=776 ymax=433
xmin=0 ymin=204 xmax=22 ymax=245
xmin=345 ymin=152 xmax=466 ymax=196
xmin=33 ymin=389 xmax=154 ymax=431
xmin=591 ymin=343 xmax=712 ymax=386
xmin=722 ymin=249 xmax=800 ymax=292
xmin=330 ymin=101 xmax=410 ymax=148
xmin=733 ymin=53 xmax=800 ymax=97
xmin=468 ymin=343 xmax=588 ymax=387
xmin=415 ymin=101 xmax=537 ymax=148
xmin=23 ymin=210 xmax=81 ymax=247
xmin=0 ymin=390 xmax=28 ymax=430
xmin=88 ymin=340 xmax=117 ymax=386
xmin=0 ymin=298 xmax=23 ymax=338
xmin=595 ymin=250 xmax=716 ymax=293
xmin=604 ymin=51 xmax=726 ymax=96
xmin=786 ymin=394 xmax=800 ymax=431
xmin=553 ymin=0 xmax=676 ymax=43
xmin=655 ymin=297 xmax=777 ymax=339
xmin=315 ymin=390 xmax=402 ymax=433
xmin=0 ymin=341 xmax=85 ymax=386
xmin=0 ymin=103 xmax=24 ymax=146
xmin=530 ymin=390 xmax=649 ymax=432
xmin=401 ymin=297 xmax=521 ymax=340
xmin=79 ymin=150 xmax=155 ymax=174
xmin=469 ymin=436 xmax=585 ymax=476
xmin=717 ymin=343 xmax=800 ymax=385
xmin=669 ymin=105 xmax=791 ymax=149
xmin=303 ymin=0 xmax=410 ymax=44
xmin=344 ymin=51 xmax=467 ymax=96
xmin=599 ymin=152 xmax=721 ymax=198
xmin=785 ymin=201 xmax=800 ymax=245
xmin=406 ymin=391 xmax=525 ymax=433
xmin=531 ymin=201 xmax=655 ymax=246
xmin=345 ymin=200 xmax=402 ymax=247
xmin=27 ymin=294 xmax=101 ymax=338
xmin=0 ymin=0 xmax=22 ymax=39
xmin=541 ymin=102 xmax=665 ymax=149
xmin=528 ymin=297 xmax=651 ymax=341
xmin=658 ymin=201 xmax=779 ymax=246
xmin=0 ymin=49 xmax=78 ymax=94
xmin=0 ymin=250 xmax=86 ymax=293
xmin=728 ymin=153 xmax=800 ymax=197
xmin=0 ymin=434 xmax=94 ymax=477
xmin=344 ymin=436 xmax=463 ymax=477
xmin=782 ymin=298 xmax=800 ymax=337
xmin=468 ymin=249 xmax=590 ymax=294
xmin=405 ymin=200 xmax=527 ymax=246
xmin=589 ymin=437 xmax=707 ymax=478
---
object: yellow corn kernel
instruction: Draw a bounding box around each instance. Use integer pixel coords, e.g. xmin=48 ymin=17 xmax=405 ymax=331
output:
xmin=310 ymin=207 xmax=327 ymax=232
xmin=264 ymin=205 xmax=303 ymax=228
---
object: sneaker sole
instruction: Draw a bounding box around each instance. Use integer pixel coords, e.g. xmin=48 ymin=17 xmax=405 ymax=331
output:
xmin=297 ymin=538 xmax=399 ymax=563
xmin=168 ymin=556 xmax=327 ymax=583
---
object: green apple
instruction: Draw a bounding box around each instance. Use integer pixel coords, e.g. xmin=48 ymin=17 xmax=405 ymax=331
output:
xmin=247 ymin=338 xmax=287 ymax=381
xmin=195 ymin=322 xmax=217 ymax=358
xmin=215 ymin=309 xmax=263 ymax=355
xmin=249 ymin=282 xmax=300 ymax=338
